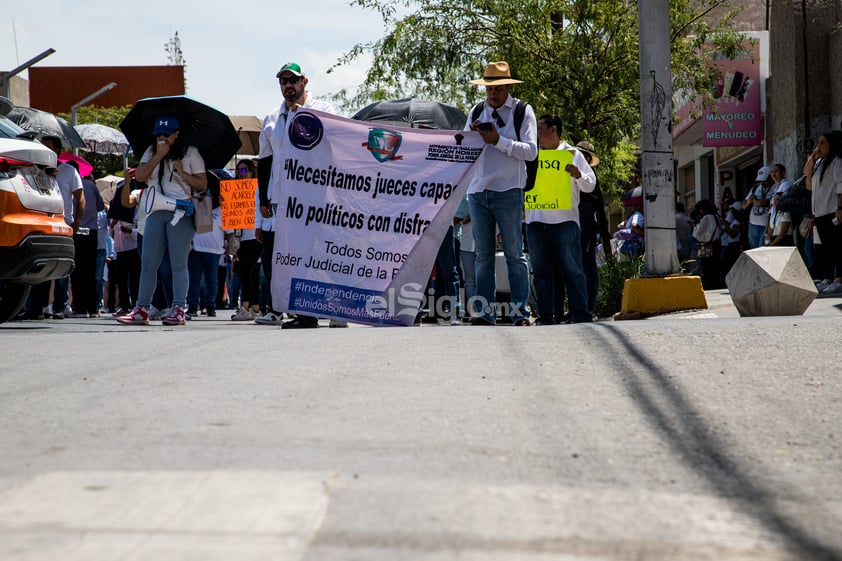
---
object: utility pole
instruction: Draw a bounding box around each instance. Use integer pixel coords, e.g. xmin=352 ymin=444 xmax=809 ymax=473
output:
xmin=638 ymin=0 xmax=679 ymax=276
xmin=619 ymin=0 xmax=706 ymax=316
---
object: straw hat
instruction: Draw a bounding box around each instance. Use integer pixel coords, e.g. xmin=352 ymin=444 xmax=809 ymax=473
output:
xmin=575 ymin=140 xmax=600 ymax=167
xmin=469 ymin=61 xmax=523 ymax=85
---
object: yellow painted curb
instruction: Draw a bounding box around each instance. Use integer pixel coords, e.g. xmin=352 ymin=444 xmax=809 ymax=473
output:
xmin=620 ymin=276 xmax=707 ymax=316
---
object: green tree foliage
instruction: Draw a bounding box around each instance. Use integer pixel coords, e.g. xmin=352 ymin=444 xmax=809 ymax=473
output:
xmin=57 ymin=105 xmax=134 ymax=178
xmin=335 ymin=0 xmax=745 ymax=193
xmin=58 ymin=105 xmax=132 ymax=130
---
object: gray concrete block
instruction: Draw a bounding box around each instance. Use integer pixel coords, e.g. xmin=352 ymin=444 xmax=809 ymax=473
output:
xmin=725 ymin=247 xmax=817 ymax=316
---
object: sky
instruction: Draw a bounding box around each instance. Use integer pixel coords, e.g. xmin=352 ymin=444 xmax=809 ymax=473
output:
xmin=1 ymin=0 xmax=394 ymax=118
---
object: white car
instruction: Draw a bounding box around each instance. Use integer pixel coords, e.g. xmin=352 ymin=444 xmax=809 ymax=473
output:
xmin=0 ymin=135 xmax=75 ymax=322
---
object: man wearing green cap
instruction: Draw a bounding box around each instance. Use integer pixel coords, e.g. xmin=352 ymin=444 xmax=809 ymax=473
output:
xmin=256 ymin=62 xmax=340 ymax=328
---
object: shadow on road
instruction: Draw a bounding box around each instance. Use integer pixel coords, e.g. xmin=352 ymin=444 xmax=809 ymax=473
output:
xmin=591 ymin=323 xmax=842 ymax=561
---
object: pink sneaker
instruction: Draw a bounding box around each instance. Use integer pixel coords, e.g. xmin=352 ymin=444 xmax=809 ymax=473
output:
xmin=161 ymin=305 xmax=187 ymax=326
xmin=116 ymin=305 xmax=149 ymax=325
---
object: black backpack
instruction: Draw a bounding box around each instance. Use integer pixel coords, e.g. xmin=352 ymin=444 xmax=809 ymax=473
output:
xmin=776 ymin=175 xmax=811 ymax=216
xmin=107 ymin=181 xmax=137 ymax=223
xmin=470 ymin=99 xmax=539 ymax=191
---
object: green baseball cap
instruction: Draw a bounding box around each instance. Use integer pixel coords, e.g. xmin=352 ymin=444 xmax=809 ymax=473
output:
xmin=276 ymin=62 xmax=303 ymax=78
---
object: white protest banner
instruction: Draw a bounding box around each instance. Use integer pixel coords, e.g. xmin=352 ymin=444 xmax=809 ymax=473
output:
xmin=272 ymin=109 xmax=484 ymax=326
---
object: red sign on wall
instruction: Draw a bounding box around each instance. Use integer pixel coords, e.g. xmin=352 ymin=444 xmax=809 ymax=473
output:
xmin=702 ymin=39 xmax=762 ymax=147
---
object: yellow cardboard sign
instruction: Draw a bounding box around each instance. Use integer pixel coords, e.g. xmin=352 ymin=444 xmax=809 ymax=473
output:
xmin=220 ymin=178 xmax=257 ymax=229
xmin=524 ymin=149 xmax=574 ymax=211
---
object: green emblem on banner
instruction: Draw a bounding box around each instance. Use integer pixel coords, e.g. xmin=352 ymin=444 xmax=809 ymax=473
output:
xmin=524 ymin=150 xmax=574 ymax=211
xmin=365 ymin=129 xmax=403 ymax=162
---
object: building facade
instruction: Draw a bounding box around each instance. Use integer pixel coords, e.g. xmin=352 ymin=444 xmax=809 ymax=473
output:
xmin=673 ymin=0 xmax=841 ymax=210
xmin=19 ymin=66 xmax=185 ymax=116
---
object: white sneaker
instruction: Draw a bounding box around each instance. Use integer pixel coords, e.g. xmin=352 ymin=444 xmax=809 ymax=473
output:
xmin=231 ymin=308 xmax=256 ymax=321
xmin=148 ymin=306 xmax=163 ymax=320
xmin=255 ymin=311 xmax=283 ymax=325
xmin=161 ymin=305 xmax=187 ymax=326
xmin=116 ymin=305 xmax=150 ymax=326
xmin=822 ymin=281 xmax=842 ymax=294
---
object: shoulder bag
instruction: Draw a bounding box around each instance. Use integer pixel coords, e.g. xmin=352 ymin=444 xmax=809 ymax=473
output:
xmin=696 ymin=216 xmax=719 ymax=258
xmin=192 ymin=189 xmax=213 ymax=234
xmin=172 ymin=161 xmax=213 ymax=234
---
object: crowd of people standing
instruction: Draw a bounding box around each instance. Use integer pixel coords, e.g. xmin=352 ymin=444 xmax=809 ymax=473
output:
xmin=677 ymin=128 xmax=842 ymax=294
xmin=31 ymin=59 xmax=836 ymax=327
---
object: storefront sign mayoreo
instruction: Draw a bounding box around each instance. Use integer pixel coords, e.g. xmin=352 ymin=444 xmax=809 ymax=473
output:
xmin=702 ymin=38 xmax=762 ymax=147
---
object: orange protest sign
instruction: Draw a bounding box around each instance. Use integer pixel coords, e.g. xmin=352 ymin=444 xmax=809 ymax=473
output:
xmin=220 ymin=178 xmax=256 ymax=229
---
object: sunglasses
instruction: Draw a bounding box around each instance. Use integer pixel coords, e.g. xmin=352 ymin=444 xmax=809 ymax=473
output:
xmin=237 ymin=167 xmax=249 ymax=174
xmin=279 ymin=76 xmax=302 ymax=85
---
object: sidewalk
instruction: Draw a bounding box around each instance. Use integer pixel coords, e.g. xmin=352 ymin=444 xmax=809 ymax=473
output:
xmin=654 ymin=287 xmax=842 ymax=320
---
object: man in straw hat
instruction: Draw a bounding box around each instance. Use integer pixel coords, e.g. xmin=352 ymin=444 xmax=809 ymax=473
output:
xmin=464 ymin=61 xmax=538 ymax=326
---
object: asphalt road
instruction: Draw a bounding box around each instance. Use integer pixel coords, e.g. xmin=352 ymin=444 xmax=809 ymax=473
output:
xmin=1 ymin=292 xmax=841 ymax=561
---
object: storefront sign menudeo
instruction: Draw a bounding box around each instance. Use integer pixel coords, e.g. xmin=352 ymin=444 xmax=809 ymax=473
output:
xmin=702 ymin=38 xmax=762 ymax=148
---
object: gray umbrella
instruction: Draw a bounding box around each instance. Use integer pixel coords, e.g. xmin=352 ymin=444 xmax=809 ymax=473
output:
xmin=74 ymin=123 xmax=129 ymax=155
xmin=7 ymin=106 xmax=85 ymax=149
xmin=352 ymin=98 xmax=467 ymax=130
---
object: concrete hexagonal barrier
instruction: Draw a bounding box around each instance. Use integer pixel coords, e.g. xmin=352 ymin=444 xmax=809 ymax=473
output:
xmin=725 ymin=246 xmax=817 ymax=316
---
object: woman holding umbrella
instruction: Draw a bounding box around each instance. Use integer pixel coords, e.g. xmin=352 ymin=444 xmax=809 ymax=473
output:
xmin=117 ymin=116 xmax=207 ymax=326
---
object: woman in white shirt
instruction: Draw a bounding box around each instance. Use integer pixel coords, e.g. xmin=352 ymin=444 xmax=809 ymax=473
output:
xmin=692 ymin=199 xmax=723 ymax=290
xmin=230 ymin=159 xmax=263 ymax=321
xmin=804 ymin=131 xmax=842 ymax=294
xmin=766 ymin=191 xmax=793 ymax=247
xmin=117 ymin=116 xmax=208 ymax=325
xmin=720 ymin=201 xmax=744 ymax=278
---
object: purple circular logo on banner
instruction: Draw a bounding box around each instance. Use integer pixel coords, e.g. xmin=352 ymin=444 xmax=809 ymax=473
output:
xmin=288 ymin=112 xmax=324 ymax=150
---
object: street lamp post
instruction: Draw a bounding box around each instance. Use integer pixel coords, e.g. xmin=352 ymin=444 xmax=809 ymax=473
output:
xmin=1 ymin=48 xmax=56 ymax=99
xmin=70 ymin=82 xmax=117 ymax=154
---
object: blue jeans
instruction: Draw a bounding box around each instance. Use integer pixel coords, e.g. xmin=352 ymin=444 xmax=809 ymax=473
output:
xmin=433 ymin=226 xmax=459 ymax=316
xmin=460 ymin=250 xmax=477 ymax=314
xmin=137 ymin=210 xmax=195 ymax=309
xmin=580 ymin=228 xmax=598 ymax=315
xmin=138 ymin=234 xmax=172 ymax=310
xmin=748 ymin=223 xmax=766 ymax=249
xmin=526 ymin=220 xmax=592 ymax=323
xmin=96 ymin=248 xmax=106 ymax=310
xmin=187 ymin=250 xmax=220 ymax=312
xmin=228 ymin=264 xmax=241 ymax=309
xmin=53 ymin=275 xmax=70 ymax=313
xmin=260 ymin=230 xmax=277 ymax=312
xmin=468 ymin=188 xmax=529 ymax=322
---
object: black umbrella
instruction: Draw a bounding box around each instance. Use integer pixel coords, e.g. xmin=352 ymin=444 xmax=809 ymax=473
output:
xmin=7 ymin=106 xmax=86 ymax=149
xmin=351 ymin=98 xmax=467 ymax=130
xmin=119 ymin=95 xmax=242 ymax=169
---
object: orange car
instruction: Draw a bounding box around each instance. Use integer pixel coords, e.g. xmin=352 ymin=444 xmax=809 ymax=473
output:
xmin=0 ymin=137 xmax=75 ymax=323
